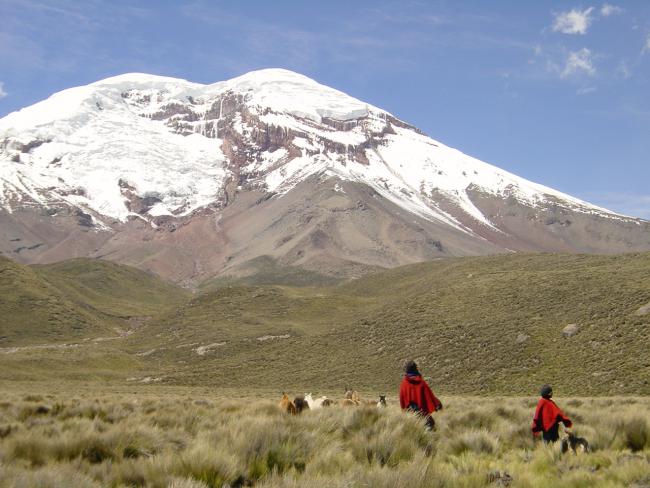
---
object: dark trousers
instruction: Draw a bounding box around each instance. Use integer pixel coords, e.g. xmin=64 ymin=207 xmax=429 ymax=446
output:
xmin=408 ymin=403 xmax=435 ymax=430
xmin=542 ymin=422 xmax=560 ymax=443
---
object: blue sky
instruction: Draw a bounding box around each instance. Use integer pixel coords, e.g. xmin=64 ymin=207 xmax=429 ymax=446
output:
xmin=1 ymin=0 xmax=649 ymax=218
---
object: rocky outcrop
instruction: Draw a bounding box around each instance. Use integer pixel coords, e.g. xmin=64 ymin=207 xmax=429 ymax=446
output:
xmin=636 ymin=302 xmax=650 ymax=316
xmin=563 ymin=324 xmax=579 ymax=338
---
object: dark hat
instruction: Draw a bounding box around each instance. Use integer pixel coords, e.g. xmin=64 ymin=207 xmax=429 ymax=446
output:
xmin=540 ymin=384 xmax=553 ymax=398
xmin=405 ymin=360 xmax=419 ymax=375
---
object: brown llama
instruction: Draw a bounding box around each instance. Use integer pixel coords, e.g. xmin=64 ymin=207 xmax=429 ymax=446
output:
xmin=294 ymin=396 xmax=309 ymax=414
xmin=352 ymin=391 xmax=361 ymax=403
xmin=279 ymin=393 xmax=297 ymax=414
xmin=321 ymin=398 xmax=334 ymax=407
xmin=341 ymin=387 xmax=361 ymax=406
xmin=344 ymin=387 xmax=361 ymax=404
xmin=340 ymin=398 xmax=358 ymax=407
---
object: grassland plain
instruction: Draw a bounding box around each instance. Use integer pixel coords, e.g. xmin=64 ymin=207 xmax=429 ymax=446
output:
xmin=1 ymin=253 xmax=650 ymax=394
xmin=0 ymin=387 xmax=649 ymax=487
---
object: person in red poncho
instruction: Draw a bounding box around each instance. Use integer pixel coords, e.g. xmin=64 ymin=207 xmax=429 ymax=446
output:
xmin=531 ymin=384 xmax=572 ymax=443
xmin=399 ymin=360 xmax=443 ymax=430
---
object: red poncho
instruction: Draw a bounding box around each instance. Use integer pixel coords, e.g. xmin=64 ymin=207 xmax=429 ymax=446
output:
xmin=399 ymin=375 xmax=442 ymax=415
xmin=531 ymin=397 xmax=572 ymax=434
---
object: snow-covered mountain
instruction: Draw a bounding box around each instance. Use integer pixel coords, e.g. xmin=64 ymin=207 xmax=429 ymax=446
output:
xmin=1 ymin=69 xmax=648 ymax=283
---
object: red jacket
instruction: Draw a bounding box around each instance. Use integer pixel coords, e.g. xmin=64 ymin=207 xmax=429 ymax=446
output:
xmin=399 ymin=375 xmax=442 ymax=415
xmin=531 ymin=397 xmax=572 ymax=434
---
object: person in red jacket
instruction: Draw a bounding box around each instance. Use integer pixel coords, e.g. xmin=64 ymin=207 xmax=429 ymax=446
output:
xmin=531 ymin=384 xmax=572 ymax=443
xmin=399 ymin=360 xmax=442 ymax=430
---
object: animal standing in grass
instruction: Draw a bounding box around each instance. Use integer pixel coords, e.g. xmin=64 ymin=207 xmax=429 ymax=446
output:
xmin=340 ymin=388 xmax=361 ymax=406
xmin=561 ymin=431 xmax=590 ymax=454
xmin=279 ymin=393 xmax=297 ymax=415
xmin=294 ymin=396 xmax=309 ymax=414
xmin=377 ymin=395 xmax=387 ymax=408
xmin=343 ymin=388 xmax=361 ymax=406
xmin=305 ymin=393 xmax=333 ymax=409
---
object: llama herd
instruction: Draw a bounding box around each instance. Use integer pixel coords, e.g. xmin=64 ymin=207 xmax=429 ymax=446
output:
xmin=279 ymin=389 xmax=387 ymax=414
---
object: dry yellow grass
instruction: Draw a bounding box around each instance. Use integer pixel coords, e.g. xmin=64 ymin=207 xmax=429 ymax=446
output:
xmin=0 ymin=389 xmax=649 ymax=487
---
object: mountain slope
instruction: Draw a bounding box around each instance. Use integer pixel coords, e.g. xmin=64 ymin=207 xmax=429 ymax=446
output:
xmin=3 ymin=253 xmax=648 ymax=395
xmin=0 ymin=256 xmax=187 ymax=346
xmin=133 ymin=252 xmax=650 ymax=395
xmin=1 ymin=69 xmax=648 ymax=283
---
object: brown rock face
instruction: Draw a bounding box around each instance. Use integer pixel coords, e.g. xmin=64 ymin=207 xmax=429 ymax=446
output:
xmin=4 ymin=171 xmax=648 ymax=286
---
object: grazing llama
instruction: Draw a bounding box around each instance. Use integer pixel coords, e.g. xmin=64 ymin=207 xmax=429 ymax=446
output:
xmin=305 ymin=393 xmax=333 ymax=409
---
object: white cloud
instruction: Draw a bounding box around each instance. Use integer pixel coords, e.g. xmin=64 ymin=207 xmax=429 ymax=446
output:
xmin=0 ymin=82 xmax=7 ymax=99
xmin=562 ymin=48 xmax=596 ymax=78
xmin=552 ymin=7 xmax=594 ymax=35
xmin=600 ymin=4 xmax=623 ymax=17
xmin=577 ymin=86 xmax=597 ymax=95
xmin=644 ymin=34 xmax=650 ymax=54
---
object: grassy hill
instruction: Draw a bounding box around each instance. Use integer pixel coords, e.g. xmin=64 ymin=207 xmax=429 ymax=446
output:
xmin=125 ymin=252 xmax=650 ymax=396
xmin=336 ymin=253 xmax=650 ymax=395
xmin=1 ymin=253 xmax=650 ymax=395
xmin=0 ymin=256 xmax=188 ymax=346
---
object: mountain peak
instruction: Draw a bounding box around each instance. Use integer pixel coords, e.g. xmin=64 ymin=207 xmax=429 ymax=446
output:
xmin=1 ymin=70 xmax=648 ymax=283
xmin=93 ymin=68 xmax=320 ymax=88
xmin=225 ymin=67 xmax=320 ymax=84
xmin=91 ymin=72 xmax=197 ymax=87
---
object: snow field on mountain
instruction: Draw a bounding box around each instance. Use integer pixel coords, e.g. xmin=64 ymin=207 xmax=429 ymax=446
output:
xmin=222 ymin=68 xmax=375 ymax=123
xmin=0 ymin=68 xmax=634 ymax=226
xmin=1 ymin=83 xmax=227 ymax=221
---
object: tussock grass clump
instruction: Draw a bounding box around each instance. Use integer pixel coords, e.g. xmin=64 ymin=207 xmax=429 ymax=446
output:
xmin=447 ymin=429 xmax=498 ymax=456
xmin=621 ymin=418 xmax=648 ymax=452
xmin=174 ymin=439 xmax=242 ymax=487
xmin=22 ymin=394 xmax=44 ymax=402
xmin=0 ymin=424 xmax=16 ymax=439
xmin=0 ymin=391 xmax=649 ymax=487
